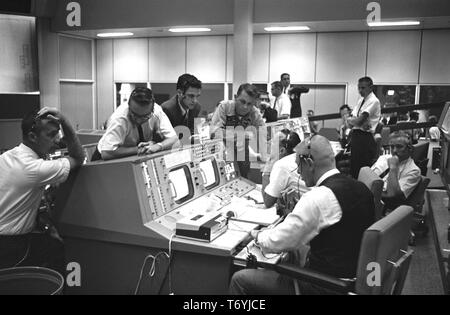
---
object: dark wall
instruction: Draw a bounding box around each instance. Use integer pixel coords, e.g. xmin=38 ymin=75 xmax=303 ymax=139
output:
xmin=0 ymin=94 xmax=40 ymax=119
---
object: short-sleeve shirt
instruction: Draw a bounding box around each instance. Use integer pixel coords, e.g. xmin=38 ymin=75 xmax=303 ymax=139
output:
xmin=352 ymin=92 xmax=381 ymax=134
xmin=210 ymin=100 xmax=265 ymax=135
xmin=98 ymin=103 xmax=177 ymax=153
xmin=371 ymin=155 xmax=421 ymax=198
xmin=265 ymin=154 xmax=304 ymax=198
xmin=0 ymin=144 xmax=71 ymax=235
xmin=270 ymin=94 xmax=292 ymax=118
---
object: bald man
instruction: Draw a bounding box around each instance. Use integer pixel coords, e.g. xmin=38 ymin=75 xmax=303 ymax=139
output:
xmin=230 ymin=135 xmax=375 ymax=295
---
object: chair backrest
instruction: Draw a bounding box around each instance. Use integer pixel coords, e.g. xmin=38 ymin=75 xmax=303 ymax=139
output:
xmin=381 ymin=127 xmax=391 ymax=146
xmin=355 ymin=206 xmax=414 ymax=295
xmin=358 ymin=167 xmax=384 ymax=221
xmin=406 ymin=176 xmax=430 ymax=213
xmin=318 ymin=128 xmax=340 ymax=142
xmin=412 ymin=142 xmax=430 ymax=163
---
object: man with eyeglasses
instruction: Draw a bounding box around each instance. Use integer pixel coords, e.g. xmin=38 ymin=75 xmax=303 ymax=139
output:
xmin=162 ymin=74 xmax=202 ymax=137
xmin=97 ymin=87 xmax=178 ymax=160
xmin=0 ymin=108 xmax=85 ymax=273
xmin=261 ymin=130 xmax=303 ymax=208
xmin=371 ymin=131 xmax=421 ymax=211
xmin=347 ymin=76 xmax=381 ymax=179
xmin=230 ymin=135 xmax=374 ymax=295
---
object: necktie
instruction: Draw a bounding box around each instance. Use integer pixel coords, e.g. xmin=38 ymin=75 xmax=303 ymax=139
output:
xmin=357 ymin=98 xmax=366 ymax=117
xmin=137 ymin=124 xmax=145 ymax=144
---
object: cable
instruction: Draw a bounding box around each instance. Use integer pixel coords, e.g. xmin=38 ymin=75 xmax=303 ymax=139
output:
xmin=168 ymin=233 xmax=176 ymax=295
xmin=14 ymin=238 xmax=31 ymax=267
xmin=134 ymin=251 xmax=170 ymax=295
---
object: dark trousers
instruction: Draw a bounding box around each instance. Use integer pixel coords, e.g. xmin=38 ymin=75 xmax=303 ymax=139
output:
xmin=350 ymin=129 xmax=377 ymax=179
xmin=229 ymin=269 xmax=339 ymax=295
xmin=0 ymin=233 xmax=65 ymax=275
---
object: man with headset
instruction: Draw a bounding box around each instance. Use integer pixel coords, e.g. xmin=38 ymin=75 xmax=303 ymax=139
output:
xmin=0 ymin=108 xmax=85 ymax=273
xmin=371 ymin=131 xmax=421 ymax=211
xmin=230 ymin=135 xmax=374 ymax=295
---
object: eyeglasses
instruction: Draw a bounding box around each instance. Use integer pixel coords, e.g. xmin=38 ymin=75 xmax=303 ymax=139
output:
xmin=129 ymin=108 xmax=154 ymax=120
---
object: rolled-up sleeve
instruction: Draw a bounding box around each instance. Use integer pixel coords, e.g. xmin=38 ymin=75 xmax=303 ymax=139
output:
xmin=156 ymin=109 xmax=177 ymax=139
xmin=399 ymin=168 xmax=421 ymax=198
xmin=362 ymin=98 xmax=380 ymax=118
xmin=98 ymin=117 xmax=129 ymax=153
xmin=264 ymin=163 xmax=289 ymax=198
xmin=210 ymin=103 xmax=227 ymax=136
xmin=36 ymin=158 xmax=71 ymax=186
xmin=258 ymin=187 xmax=342 ymax=253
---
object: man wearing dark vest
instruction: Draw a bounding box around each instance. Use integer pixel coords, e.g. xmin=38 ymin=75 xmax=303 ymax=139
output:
xmin=229 ymin=135 xmax=375 ymax=295
xmin=162 ymin=73 xmax=202 ymax=136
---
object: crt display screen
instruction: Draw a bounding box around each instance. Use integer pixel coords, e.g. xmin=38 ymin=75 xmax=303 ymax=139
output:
xmin=168 ymin=166 xmax=193 ymax=204
xmin=199 ymin=159 xmax=219 ymax=190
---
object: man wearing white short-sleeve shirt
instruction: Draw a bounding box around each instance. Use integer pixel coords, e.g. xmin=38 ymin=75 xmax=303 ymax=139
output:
xmin=96 ymin=87 xmax=178 ymax=160
xmin=0 ymin=108 xmax=85 ymax=273
xmin=262 ymin=130 xmax=303 ymax=208
xmin=270 ymin=81 xmax=291 ymax=120
xmin=348 ymin=76 xmax=381 ymax=178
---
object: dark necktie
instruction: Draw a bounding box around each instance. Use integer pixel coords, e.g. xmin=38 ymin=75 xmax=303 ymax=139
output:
xmin=379 ymin=168 xmax=390 ymax=179
xmin=137 ymin=124 xmax=145 ymax=144
xmin=357 ymin=98 xmax=366 ymax=117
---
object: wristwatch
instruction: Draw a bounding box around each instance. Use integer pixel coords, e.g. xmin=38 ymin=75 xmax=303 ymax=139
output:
xmin=156 ymin=143 xmax=164 ymax=151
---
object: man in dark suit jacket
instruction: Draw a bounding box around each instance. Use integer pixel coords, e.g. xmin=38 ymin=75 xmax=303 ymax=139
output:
xmin=162 ymin=74 xmax=202 ymax=136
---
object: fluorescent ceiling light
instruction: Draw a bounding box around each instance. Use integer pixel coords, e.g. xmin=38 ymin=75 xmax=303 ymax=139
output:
xmin=97 ymin=32 xmax=134 ymax=38
xmin=368 ymin=21 xmax=421 ymax=27
xmin=264 ymin=26 xmax=310 ymax=32
xmin=169 ymin=28 xmax=211 ymax=33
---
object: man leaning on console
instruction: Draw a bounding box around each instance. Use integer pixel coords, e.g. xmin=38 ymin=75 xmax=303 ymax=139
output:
xmin=0 ymin=72 xmax=422 ymax=295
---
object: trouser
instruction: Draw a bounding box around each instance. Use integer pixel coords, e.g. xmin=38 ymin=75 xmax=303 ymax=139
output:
xmin=350 ymin=129 xmax=377 ymax=179
xmin=0 ymin=233 xmax=65 ymax=275
xmin=229 ymin=269 xmax=339 ymax=295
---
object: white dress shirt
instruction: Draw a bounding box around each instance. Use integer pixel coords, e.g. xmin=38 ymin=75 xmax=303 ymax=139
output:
xmin=258 ymin=169 xmax=342 ymax=253
xmin=98 ymin=103 xmax=176 ymax=153
xmin=264 ymin=154 xmax=305 ymax=198
xmin=0 ymin=144 xmax=71 ymax=235
xmin=352 ymin=92 xmax=381 ymax=134
xmin=270 ymin=93 xmax=292 ymax=118
xmin=371 ymin=155 xmax=421 ymax=198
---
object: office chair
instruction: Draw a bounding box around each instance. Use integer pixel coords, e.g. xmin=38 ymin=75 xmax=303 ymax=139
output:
xmin=406 ymin=176 xmax=430 ymax=214
xmin=358 ymin=167 xmax=384 ymax=221
xmin=380 ymin=127 xmax=391 ymax=152
xmin=259 ymin=206 xmax=414 ymax=295
xmin=412 ymin=142 xmax=430 ymax=176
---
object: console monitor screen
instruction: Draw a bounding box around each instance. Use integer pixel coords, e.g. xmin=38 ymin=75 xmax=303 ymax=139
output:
xmin=168 ymin=166 xmax=194 ymax=204
xmin=199 ymin=159 xmax=219 ymax=190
